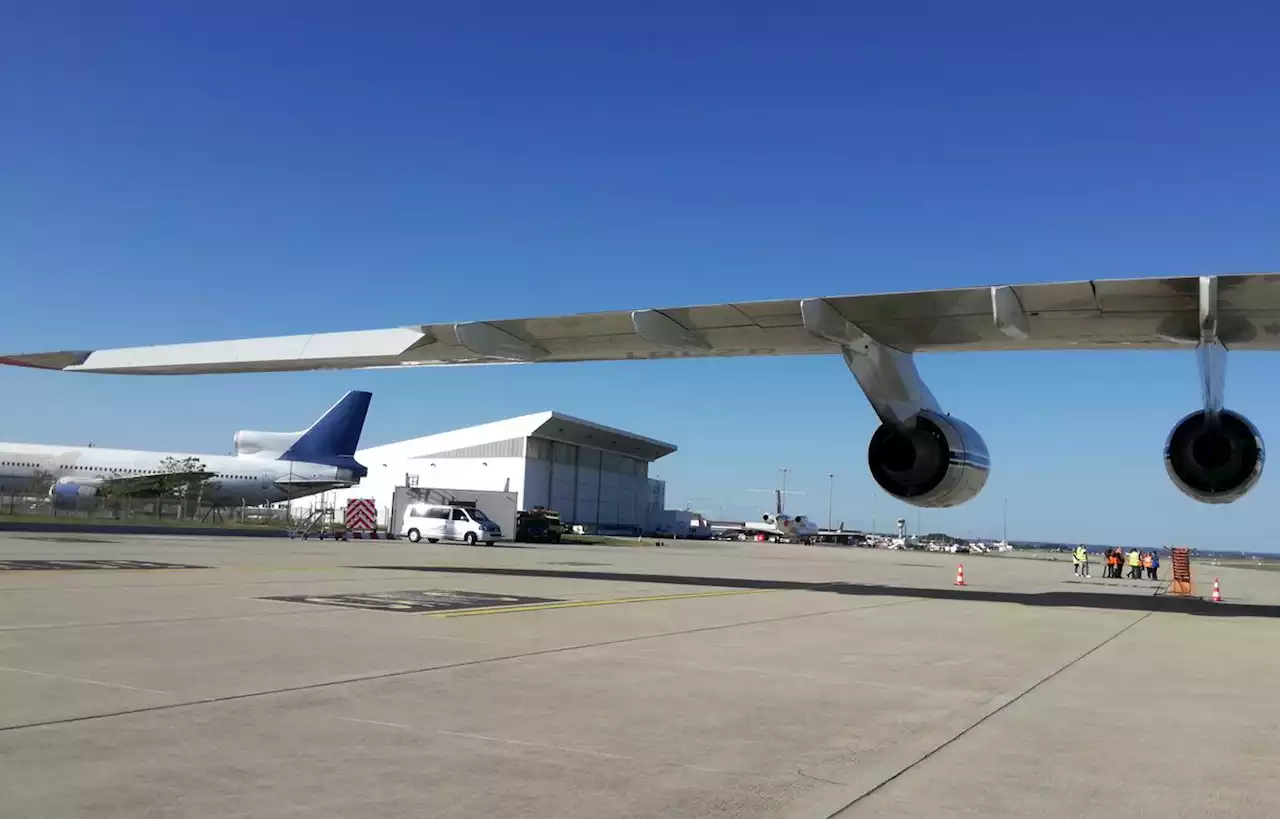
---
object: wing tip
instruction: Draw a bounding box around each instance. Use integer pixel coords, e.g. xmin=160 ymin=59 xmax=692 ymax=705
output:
xmin=0 ymin=351 xmax=94 ymax=371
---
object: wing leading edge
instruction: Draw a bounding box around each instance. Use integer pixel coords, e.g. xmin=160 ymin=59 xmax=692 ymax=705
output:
xmin=7 ymin=273 xmax=1280 ymax=375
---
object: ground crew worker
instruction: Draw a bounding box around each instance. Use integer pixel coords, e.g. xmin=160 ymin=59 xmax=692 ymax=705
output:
xmin=1148 ymin=551 xmax=1160 ymax=580
xmin=1074 ymin=544 xmax=1090 ymax=578
xmin=1141 ymin=551 xmax=1153 ymax=579
xmin=1128 ymin=548 xmax=1142 ymax=579
xmin=1107 ymin=548 xmax=1120 ymax=578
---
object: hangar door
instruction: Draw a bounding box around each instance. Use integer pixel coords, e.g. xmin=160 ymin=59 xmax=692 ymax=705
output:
xmin=527 ymin=437 xmax=648 ymax=530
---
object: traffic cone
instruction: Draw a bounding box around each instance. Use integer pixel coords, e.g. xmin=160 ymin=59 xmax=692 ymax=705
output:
xmin=955 ymin=564 xmax=966 ymax=586
xmin=1212 ymin=578 xmax=1222 ymax=603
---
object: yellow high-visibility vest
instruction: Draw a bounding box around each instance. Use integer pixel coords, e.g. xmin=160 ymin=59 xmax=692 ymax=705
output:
xmin=1128 ymin=551 xmax=1141 ymax=567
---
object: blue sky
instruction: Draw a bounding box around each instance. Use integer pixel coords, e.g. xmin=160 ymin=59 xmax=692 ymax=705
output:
xmin=3 ymin=2 xmax=1280 ymax=547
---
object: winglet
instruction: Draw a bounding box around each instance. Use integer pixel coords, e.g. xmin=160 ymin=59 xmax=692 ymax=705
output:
xmin=280 ymin=391 xmax=373 ymax=478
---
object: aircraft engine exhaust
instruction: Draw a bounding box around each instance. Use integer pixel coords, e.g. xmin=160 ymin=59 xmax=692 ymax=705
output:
xmin=1164 ymin=409 xmax=1264 ymax=504
xmin=867 ymin=411 xmax=989 ymax=508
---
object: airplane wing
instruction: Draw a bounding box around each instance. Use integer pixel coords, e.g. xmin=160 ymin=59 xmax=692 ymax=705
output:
xmin=92 ymin=471 xmax=218 ymax=496
xmin=273 ymin=476 xmax=355 ymax=489
xmin=6 ymin=274 xmax=1280 ymax=375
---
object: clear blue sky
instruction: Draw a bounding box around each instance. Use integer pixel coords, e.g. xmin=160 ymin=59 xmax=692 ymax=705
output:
xmin=3 ymin=2 xmax=1280 ymax=548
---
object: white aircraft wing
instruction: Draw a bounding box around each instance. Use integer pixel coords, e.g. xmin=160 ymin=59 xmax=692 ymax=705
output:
xmin=6 ymin=273 xmax=1280 ymax=375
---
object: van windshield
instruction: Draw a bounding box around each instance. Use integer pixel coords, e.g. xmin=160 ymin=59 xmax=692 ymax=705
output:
xmin=468 ymin=508 xmax=490 ymax=522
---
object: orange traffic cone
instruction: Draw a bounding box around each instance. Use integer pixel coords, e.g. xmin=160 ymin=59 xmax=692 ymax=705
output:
xmin=955 ymin=564 xmax=966 ymax=586
xmin=1212 ymin=578 xmax=1222 ymax=603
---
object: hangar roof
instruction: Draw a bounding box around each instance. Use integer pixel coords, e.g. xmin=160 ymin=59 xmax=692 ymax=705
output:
xmin=357 ymin=411 xmax=677 ymax=464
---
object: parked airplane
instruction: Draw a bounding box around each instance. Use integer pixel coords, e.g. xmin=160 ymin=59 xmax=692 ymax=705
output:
xmin=733 ymin=489 xmax=820 ymax=541
xmin=3 ymin=273 xmax=1271 ymax=508
xmin=0 ymin=391 xmax=371 ymax=507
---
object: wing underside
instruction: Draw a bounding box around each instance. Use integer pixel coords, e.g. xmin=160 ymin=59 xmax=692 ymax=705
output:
xmin=92 ymin=471 xmax=217 ymax=495
xmin=7 ymin=274 xmax=1280 ymax=375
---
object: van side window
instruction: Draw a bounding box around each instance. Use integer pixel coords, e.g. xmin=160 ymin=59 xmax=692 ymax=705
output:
xmin=452 ymin=509 xmax=468 ymax=521
xmin=427 ymin=508 xmax=450 ymax=520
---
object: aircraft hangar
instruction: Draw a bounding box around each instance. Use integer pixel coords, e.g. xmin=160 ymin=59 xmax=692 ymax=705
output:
xmin=322 ymin=411 xmax=677 ymax=532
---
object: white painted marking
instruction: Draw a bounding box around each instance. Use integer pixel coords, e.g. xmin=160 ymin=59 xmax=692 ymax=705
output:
xmin=436 ymin=729 xmax=633 ymax=760
xmin=339 ymin=716 xmax=415 ymax=730
xmin=338 ymin=717 xmax=738 ymax=774
xmin=0 ymin=665 xmax=177 ymax=695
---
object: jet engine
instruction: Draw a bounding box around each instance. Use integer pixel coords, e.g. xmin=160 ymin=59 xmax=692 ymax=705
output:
xmin=234 ymin=429 xmax=302 ymax=457
xmin=867 ymin=411 xmax=990 ymax=508
xmin=50 ymin=479 xmax=100 ymax=508
xmin=1164 ymin=410 xmax=1264 ymax=504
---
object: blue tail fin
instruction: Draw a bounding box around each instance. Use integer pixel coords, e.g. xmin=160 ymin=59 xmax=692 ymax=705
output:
xmin=281 ymin=391 xmax=372 ymax=477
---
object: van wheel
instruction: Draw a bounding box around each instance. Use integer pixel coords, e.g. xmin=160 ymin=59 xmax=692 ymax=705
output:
xmin=427 ymin=538 xmax=439 ymax=543
xmin=464 ymin=532 xmax=478 ymax=546
xmin=407 ymin=529 xmax=421 ymax=543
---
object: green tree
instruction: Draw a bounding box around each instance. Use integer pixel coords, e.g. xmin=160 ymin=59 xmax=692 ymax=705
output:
xmin=159 ymin=456 xmax=212 ymax=518
xmin=25 ymin=469 xmax=55 ymax=496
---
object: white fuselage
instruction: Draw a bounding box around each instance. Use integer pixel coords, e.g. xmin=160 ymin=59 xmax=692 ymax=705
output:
xmin=0 ymin=442 xmax=354 ymax=506
xmin=743 ymin=515 xmax=820 ymax=539
xmin=714 ymin=514 xmax=820 ymax=541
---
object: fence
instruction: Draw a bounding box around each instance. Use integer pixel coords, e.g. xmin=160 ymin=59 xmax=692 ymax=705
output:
xmin=0 ymin=490 xmax=293 ymax=528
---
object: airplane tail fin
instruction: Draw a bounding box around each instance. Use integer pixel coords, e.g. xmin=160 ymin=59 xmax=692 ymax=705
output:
xmin=280 ymin=391 xmax=372 ymax=477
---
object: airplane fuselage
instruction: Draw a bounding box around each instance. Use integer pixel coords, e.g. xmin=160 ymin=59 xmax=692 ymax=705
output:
xmin=0 ymin=442 xmax=357 ymax=506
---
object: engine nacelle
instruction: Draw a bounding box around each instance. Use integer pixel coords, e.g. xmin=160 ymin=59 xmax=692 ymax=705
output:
xmin=1164 ymin=409 xmax=1264 ymax=504
xmin=50 ymin=480 xmax=100 ymax=508
xmin=234 ymin=429 xmax=302 ymax=457
xmin=867 ymin=411 xmax=990 ymax=508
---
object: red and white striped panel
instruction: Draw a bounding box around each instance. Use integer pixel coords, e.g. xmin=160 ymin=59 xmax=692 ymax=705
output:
xmin=345 ymin=498 xmax=377 ymax=532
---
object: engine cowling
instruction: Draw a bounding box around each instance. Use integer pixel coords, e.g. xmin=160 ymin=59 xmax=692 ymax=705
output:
xmin=1164 ymin=409 xmax=1264 ymax=504
xmin=867 ymin=411 xmax=990 ymax=508
xmin=234 ymin=429 xmax=303 ymax=457
xmin=50 ymin=480 xmax=100 ymax=508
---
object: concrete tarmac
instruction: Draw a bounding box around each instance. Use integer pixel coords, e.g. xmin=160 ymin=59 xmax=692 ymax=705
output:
xmin=0 ymin=532 xmax=1276 ymax=818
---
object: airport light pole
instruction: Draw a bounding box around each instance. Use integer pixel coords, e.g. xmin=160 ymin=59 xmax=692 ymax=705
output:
xmin=779 ymin=468 xmax=790 ymax=514
xmin=1003 ymin=496 xmax=1008 ymax=543
xmin=827 ymin=473 xmax=834 ymax=530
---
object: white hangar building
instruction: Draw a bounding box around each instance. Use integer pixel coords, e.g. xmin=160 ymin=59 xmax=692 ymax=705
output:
xmin=325 ymin=411 xmax=677 ymax=532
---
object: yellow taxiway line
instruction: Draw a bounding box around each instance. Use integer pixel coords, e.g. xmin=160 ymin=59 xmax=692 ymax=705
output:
xmin=428 ymin=588 xmax=775 ymax=618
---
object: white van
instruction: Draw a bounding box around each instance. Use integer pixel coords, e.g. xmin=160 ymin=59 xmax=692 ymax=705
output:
xmin=401 ymin=503 xmax=502 ymax=545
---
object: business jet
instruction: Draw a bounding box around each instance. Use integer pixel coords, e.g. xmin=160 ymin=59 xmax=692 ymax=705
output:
xmin=735 ymin=489 xmax=820 ymax=541
xmin=0 ymin=391 xmax=371 ymax=507
xmin=2 ymin=273 xmax=1269 ymax=508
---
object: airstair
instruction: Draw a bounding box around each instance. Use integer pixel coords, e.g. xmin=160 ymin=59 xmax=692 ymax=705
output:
xmin=289 ymin=505 xmax=344 ymax=540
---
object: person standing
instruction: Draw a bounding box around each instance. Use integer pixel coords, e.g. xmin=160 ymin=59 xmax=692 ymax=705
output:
xmin=1074 ymin=544 xmax=1090 ymax=578
xmin=1128 ymin=548 xmax=1142 ymax=579
xmin=1149 ymin=551 xmax=1160 ymax=581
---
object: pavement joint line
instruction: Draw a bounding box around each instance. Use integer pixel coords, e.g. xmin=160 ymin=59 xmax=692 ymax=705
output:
xmin=428 ymin=588 xmax=777 ymax=617
xmin=0 ymin=596 xmax=928 ymax=734
xmin=820 ymin=609 xmax=1156 ymax=818
xmin=0 ymin=573 xmax=439 ymax=593
xmin=0 ymin=606 xmax=361 ymax=632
